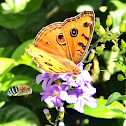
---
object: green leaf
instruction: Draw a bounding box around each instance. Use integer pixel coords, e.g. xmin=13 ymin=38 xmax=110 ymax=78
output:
xmin=0 ymin=91 xmax=9 ymax=103
xmin=7 ymin=75 xmax=35 ymax=87
xmin=116 ymin=61 xmax=126 ymax=75
xmin=58 ymin=0 xmax=102 ymax=12
xmin=0 ymin=101 xmax=5 ymax=109
xmin=0 ymin=12 xmax=25 ymax=29
xmin=121 ymin=39 xmax=126 ymax=48
xmin=105 ymin=92 xmax=122 ymax=106
xmin=110 ymin=0 xmax=126 ymax=10
xmin=67 ymin=99 xmax=126 ymax=119
xmin=21 ymin=0 xmax=43 ymax=15
xmin=11 ymin=39 xmax=40 ymax=72
xmin=0 ymin=46 xmax=15 ymax=57
xmin=109 ymin=0 xmax=126 ymax=28
xmin=0 ymin=58 xmax=18 ymax=75
xmin=118 ymin=95 xmax=126 ymax=101
xmin=11 ymin=39 xmax=33 ymax=61
xmin=0 ymin=27 xmax=20 ymax=47
xmin=0 ymin=104 xmax=40 ymax=126
xmin=16 ymin=10 xmax=46 ymax=42
xmin=0 ymin=73 xmax=15 ymax=91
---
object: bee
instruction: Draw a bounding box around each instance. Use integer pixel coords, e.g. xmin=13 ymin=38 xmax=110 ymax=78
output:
xmin=7 ymin=84 xmax=32 ymax=96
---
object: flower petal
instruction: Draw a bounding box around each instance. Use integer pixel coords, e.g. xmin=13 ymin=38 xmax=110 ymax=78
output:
xmin=74 ymin=97 xmax=85 ymax=113
xmin=84 ymin=97 xmax=98 ymax=108
xmin=66 ymin=90 xmax=78 ymax=103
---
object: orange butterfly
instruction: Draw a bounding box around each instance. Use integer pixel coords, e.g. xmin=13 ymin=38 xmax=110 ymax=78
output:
xmin=26 ymin=11 xmax=95 ymax=75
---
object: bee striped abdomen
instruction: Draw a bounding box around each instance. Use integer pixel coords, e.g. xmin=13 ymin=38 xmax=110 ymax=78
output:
xmin=7 ymin=86 xmax=18 ymax=96
xmin=7 ymin=84 xmax=32 ymax=96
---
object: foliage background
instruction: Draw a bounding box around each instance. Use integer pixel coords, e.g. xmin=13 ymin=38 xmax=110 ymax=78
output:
xmin=0 ymin=0 xmax=126 ymax=126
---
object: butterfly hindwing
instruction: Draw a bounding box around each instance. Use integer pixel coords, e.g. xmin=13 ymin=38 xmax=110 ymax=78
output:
xmin=26 ymin=45 xmax=75 ymax=73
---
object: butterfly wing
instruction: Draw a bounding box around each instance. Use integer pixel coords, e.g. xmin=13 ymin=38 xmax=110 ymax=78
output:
xmin=26 ymin=11 xmax=94 ymax=74
xmin=26 ymin=22 xmax=80 ymax=74
xmin=34 ymin=22 xmax=70 ymax=59
xmin=62 ymin=11 xmax=95 ymax=64
xmin=26 ymin=45 xmax=79 ymax=73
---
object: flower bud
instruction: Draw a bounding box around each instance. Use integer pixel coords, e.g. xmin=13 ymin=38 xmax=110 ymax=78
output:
xmin=59 ymin=107 xmax=65 ymax=120
xmin=96 ymin=44 xmax=105 ymax=56
xmin=102 ymin=32 xmax=109 ymax=43
xmin=94 ymin=27 xmax=99 ymax=33
xmin=94 ymin=18 xmax=100 ymax=33
xmin=111 ymin=45 xmax=119 ymax=52
xmin=59 ymin=122 xmax=65 ymax=126
xmin=43 ymin=108 xmax=51 ymax=122
xmin=120 ymin=21 xmax=126 ymax=33
xmin=95 ymin=18 xmax=100 ymax=29
xmin=117 ymin=74 xmax=124 ymax=81
xmin=106 ymin=15 xmax=112 ymax=27
xmin=55 ymin=79 xmax=61 ymax=85
xmin=84 ymin=63 xmax=92 ymax=71
xmin=110 ymin=32 xmax=119 ymax=40
xmin=99 ymin=25 xmax=105 ymax=35
xmin=99 ymin=6 xmax=107 ymax=13
xmin=121 ymin=39 xmax=126 ymax=48
xmin=88 ymin=49 xmax=95 ymax=62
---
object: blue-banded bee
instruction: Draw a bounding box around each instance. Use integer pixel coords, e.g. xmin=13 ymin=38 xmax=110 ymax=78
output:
xmin=7 ymin=84 xmax=32 ymax=96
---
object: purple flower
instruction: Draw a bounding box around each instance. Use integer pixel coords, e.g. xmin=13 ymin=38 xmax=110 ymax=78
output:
xmin=66 ymin=83 xmax=97 ymax=113
xmin=60 ymin=70 xmax=93 ymax=89
xmin=74 ymin=94 xmax=97 ymax=113
xmin=40 ymin=84 xmax=68 ymax=107
xmin=36 ymin=62 xmax=97 ymax=112
xmin=36 ymin=73 xmax=59 ymax=91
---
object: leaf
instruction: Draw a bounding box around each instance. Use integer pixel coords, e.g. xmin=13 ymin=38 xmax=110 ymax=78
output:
xmin=0 ymin=46 xmax=15 ymax=57
xmin=67 ymin=99 xmax=126 ymax=119
xmin=118 ymin=95 xmax=126 ymax=101
xmin=58 ymin=0 xmax=102 ymax=11
xmin=21 ymin=0 xmax=43 ymax=15
xmin=109 ymin=0 xmax=126 ymax=29
xmin=105 ymin=92 xmax=122 ymax=106
xmin=16 ymin=10 xmax=46 ymax=42
xmin=7 ymin=75 xmax=35 ymax=87
xmin=0 ymin=104 xmax=40 ymax=126
xmin=121 ymin=39 xmax=126 ymax=48
xmin=116 ymin=61 xmax=126 ymax=74
xmin=110 ymin=0 xmax=126 ymax=10
xmin=0 ymin=11 xmax=25 ymax=29
xmin=0 ymin=58 xmax=18 ymax=75
xmin=0 ymin=91 xmax=9 ymax=103
xmin=11 ymin=39 xmax=40 ymax=72
xmin=0 ymin=27 xmax=20 ymax=47
xmin=0 ymin=73 xmax=15 ymax=91
xmin=0 ymin=101 xmax=5 ymax=109
xmin=11 ymin=39 xmax=33 ymax=61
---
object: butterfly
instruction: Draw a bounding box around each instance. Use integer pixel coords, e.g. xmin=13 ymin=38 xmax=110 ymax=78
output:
xmin=26 ymin=11 xmax=95 ymax=75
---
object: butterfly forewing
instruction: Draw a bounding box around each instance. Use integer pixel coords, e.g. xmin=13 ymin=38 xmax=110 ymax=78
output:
xmin=62 ymin=11 xmax=95 ymax=64
xmin=34 ymin=22 xmax=68 ymax=59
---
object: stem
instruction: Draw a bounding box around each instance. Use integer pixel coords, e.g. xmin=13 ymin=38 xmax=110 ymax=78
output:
xmin=54 ymin=112 xmax=60 ymax=126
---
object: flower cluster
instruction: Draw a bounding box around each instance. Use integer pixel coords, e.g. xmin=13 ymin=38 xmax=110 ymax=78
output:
xmin=36 ymin=63 xmax=97 ymax=113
